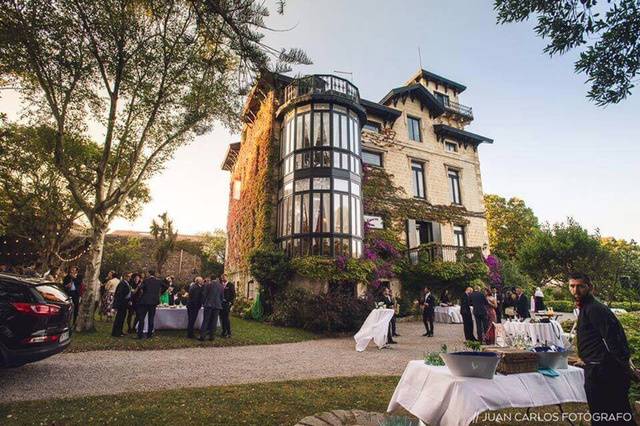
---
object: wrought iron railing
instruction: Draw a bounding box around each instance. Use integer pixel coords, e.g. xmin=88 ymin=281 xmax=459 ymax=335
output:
xmin=442 ymin=99 xmax=473 ymax=119
xmin=284 ymin=74 xmax=360 ymax=104
xmin=406 ymin=243 xmax=483 ymax=264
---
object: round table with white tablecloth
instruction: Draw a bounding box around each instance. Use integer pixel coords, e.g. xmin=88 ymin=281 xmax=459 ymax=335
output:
xmin=354 ymin=308 xmax=395 ymax=352
xmin=434 ymin=305 xmax=463 ymax=324
xmin=502 ymin=319 xmax=565 ymax=347
xmin=142 ymin=306 xmax=219 ymax=332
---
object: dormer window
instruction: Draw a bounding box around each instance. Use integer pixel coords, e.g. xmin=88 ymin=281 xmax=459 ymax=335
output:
xmin=445 ymin=141 xmax=458 ymax=153
xmin=363 ymin=121 xmax=381 ymax=133
xmin=434 ymin=91 xmax=450 ymax=107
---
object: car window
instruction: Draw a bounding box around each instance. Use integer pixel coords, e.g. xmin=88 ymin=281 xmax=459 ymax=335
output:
xmin=34 ymin=284 xmax=69 ymax=303
xmin=0 ymin=280 xmax=37 ymax=303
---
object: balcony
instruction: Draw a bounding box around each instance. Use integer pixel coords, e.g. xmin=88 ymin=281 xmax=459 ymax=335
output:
xmin=284 ymin=74 xmax=360 ymax=105
xmin=442 ymin=99 xmax=473 ymax=121
xmin=406 ymin=243 xmax=483 ymax=264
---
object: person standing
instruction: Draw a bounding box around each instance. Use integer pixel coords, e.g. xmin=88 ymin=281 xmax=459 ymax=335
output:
xmin=186 ymin=277 xmax=204 ymax=338
xmin=389 ymin=288 xmax=400 ymax=338
xmin=493 ymin=286 xmax=503 ymax=323
xmin=127 ymin=273 xmax=141 ymax=333
xmin=460 ymin=286 xmax=476 ymax=341
xmin=62 ymin=266 xmax=81 ymax=324
xmin=102 ymin=271 xmax=120 ymax=321
xmin=199 ymin=275 xmax=224 ymax=341
xmin=220 ymin=274 xmax=235 ymax=338
xmin=484 ymin=288 xmax=498 ymax=344
xmin=470 ymin=287 xmax=489 ymax=342
xmin=111 ymin=273 xmax=132 ymax=337
xmin=569 ymin=272 xmax=635 ymax=425
xmin=379 ymin=287 xmax=397 ymax=344
xmin=534 ymin=287 xmax=546 ymax=312
xmin=136 ymin=270 xmax=168 ymax=339
xmin=420 ymin=287 xmax=435 ymax=337
xmin=515 ymin=287 xmax=530 ymax=319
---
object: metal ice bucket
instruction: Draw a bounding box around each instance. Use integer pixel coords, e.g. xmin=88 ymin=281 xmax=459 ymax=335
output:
xmin=535 ymin=351 xmax=569 ymax=369
xmin=440 ymin=352 xmax=501 ymax=379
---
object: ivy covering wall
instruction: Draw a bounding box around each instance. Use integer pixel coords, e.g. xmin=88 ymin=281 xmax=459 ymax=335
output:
xmin=225 ymin=90 xmax=277 ymax=274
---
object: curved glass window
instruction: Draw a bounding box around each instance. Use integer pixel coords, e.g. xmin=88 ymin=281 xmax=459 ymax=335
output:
xmin=277 ymin=102 xmax=363 ymax=258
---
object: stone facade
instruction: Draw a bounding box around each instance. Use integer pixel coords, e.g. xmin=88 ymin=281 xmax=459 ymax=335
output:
xmin=222 ymin=70 xmax=492 ymax=298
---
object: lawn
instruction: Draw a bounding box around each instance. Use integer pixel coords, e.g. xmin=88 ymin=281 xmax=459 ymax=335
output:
xmin=0 ymin=376 xmax=590 ymax=426
xmin=67 ymin=316 xmax=317 ymax=352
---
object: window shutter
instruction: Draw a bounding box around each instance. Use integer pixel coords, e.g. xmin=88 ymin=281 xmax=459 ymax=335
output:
xmin=406 ymin=219 xmax=417 ymax=248
xmin=432 ymin=222 xmax=442 ymax=244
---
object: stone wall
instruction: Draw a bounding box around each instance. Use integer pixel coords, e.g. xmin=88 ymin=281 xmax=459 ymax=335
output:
xmin=100 ymin=234 xmax=203 ymax=286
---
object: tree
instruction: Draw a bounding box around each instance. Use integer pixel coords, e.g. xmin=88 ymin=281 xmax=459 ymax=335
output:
xmin=495 ymin=0 xmax=640 ymax=105
xmin=200 ymin=229 xmax=226 ymax=277
xmin=484 ymin=194 xmax=540 ymax=260
xmin=150 ymin=212 xmax=178 ymax=275
xmin=601 ymin=237 xmax=640 ymax=302
xmin=0 ymin=121 xmax=148 ymax=267
xmin=517 ymin=218 xmax=611 ymax=288
xmin=0 ymin=0 xmax=309 ymax=331
xmin=248 ymin=247 xmax=293 ymax=315
xmin=100 ymin=237 xmax=142 ymax=278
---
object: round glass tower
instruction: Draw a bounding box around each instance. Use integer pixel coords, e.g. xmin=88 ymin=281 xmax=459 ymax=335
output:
xmin=276 ymin=75 xmax=366 ymax=258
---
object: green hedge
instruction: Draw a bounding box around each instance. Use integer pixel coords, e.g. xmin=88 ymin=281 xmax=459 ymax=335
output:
xmin=546 ymin=300 xmax=640 ymax=313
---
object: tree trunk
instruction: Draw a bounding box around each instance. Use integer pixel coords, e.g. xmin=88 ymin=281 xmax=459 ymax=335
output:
xmin=75 ymin=226 xmax=107 ymax=332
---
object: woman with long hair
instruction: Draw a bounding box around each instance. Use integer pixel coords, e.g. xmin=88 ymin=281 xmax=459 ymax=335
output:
xmin=484 ymin=288 xmax=498 ymax=344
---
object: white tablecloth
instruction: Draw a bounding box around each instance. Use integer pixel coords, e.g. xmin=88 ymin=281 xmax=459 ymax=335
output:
xmin=143 ymin=307 xmax=219 ymax=332
xmin=502 ymin=320 xmax=565 ymax=347
xmin=388 ymin=361 xmax=586 ymax=426
xmin=434 ymin=306 xmax=463 ymax=323
xmin=354 ymin=308 xmax=395 ymax=352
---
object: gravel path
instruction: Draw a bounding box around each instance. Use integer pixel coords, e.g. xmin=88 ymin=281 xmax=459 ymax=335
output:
xmin=0 ymin=321 xmax=464 ymax=403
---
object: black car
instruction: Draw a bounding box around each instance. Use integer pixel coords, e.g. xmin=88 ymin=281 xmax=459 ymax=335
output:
xmin=0 ymin=273 xmax=73 ymax=367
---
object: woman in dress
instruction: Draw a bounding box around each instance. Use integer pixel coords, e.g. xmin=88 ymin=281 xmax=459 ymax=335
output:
xmin=484 ymin=288 xmax=498 ymax=344
xmin=127 ymin=273 xmax=142 ymax=333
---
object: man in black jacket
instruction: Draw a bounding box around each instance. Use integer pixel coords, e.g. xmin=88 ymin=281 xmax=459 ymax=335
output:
xmin=515 ymin=287 xmax=530 ymax=319
xmin=186 ymin=276 xmax=204 ymax=338
xmin=460 ymin=286 xmax=476 ymax=341
xmin=199 ymin=276 xmax=224 ymax=341
xmin=136 ymin=270 xmax=167 ymax=339
xmin=62 ymin=266 xmax=81 ymax=324
xmin=220 ymin=274 xmax=236 ymax=338
xmin=420 ymin=287 xmax=436 ymax=337
xmin=470 ymin=287 xmax=488 ymax=342
xmin=570 ymin=272 xmax=634 ymax=425
xmin=111 ymin=273 xmax=132 ymax=337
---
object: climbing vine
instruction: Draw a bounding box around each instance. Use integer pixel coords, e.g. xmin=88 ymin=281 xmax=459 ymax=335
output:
xmin=362 ymin=165 xmax=472 ymax=233
xmin=226 ymin=91 xmax=277 ymax=273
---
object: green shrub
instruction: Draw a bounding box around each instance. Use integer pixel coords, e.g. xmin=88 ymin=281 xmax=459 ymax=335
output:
xmin=618 ymin=313 xmax=640 ymax=402
xmin=546 ymin=300 xmax=576 ymax=313
xmin=271 ymin=287 xmax=372 ymax=333
xmin=231 ymin=297 xmax=252 ymax=318
xmin=546 ymin=299 xmax=640 ymax=313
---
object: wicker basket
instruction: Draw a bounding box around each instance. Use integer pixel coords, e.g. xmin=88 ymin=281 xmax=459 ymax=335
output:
xmin=483 ymin=346 xmax=538 ymax=375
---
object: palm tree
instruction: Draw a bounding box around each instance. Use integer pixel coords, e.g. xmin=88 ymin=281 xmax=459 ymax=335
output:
xmin=150 ymin=212 xmax=178 ymax=275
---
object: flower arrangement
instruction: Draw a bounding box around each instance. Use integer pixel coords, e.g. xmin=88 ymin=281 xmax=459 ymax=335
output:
xmin=424 ymin=344 xmax=448 ymax=366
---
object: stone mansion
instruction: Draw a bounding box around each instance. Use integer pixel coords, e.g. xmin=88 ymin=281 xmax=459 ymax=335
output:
xmin=222 ymin=69 xmax=492 ymax=298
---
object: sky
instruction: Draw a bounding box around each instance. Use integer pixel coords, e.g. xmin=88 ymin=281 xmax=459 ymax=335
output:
xmin=2 ymin=0 xmax=639 ymax=241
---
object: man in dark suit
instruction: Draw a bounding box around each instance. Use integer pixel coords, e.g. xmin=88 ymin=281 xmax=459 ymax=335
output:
xmin=199 ymin=276 xmax=224 ymax=341
xmin=136 ymin=269 xmax=168 ymax=339
xmin=62 ymin=266 xmax=81 ymax=324
xmin=378 ymin=287 xmax=397 ymax=344
xmin=111 ymin=272 xmax=132 ymax=337
xmin=420 ymin=287 xmax=436 ymax=337
xmin=186 ymin=276 xmax=204 ymax=338
xmin=470 ymin=287 xmax=488 ymax=342
xmin=460 ymin=286 xmax=476 ymax=341
xmin=220 ymin=274 xmax=235 ymax=338
xmin=515 ymin=287 xmax=530 ymax=319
